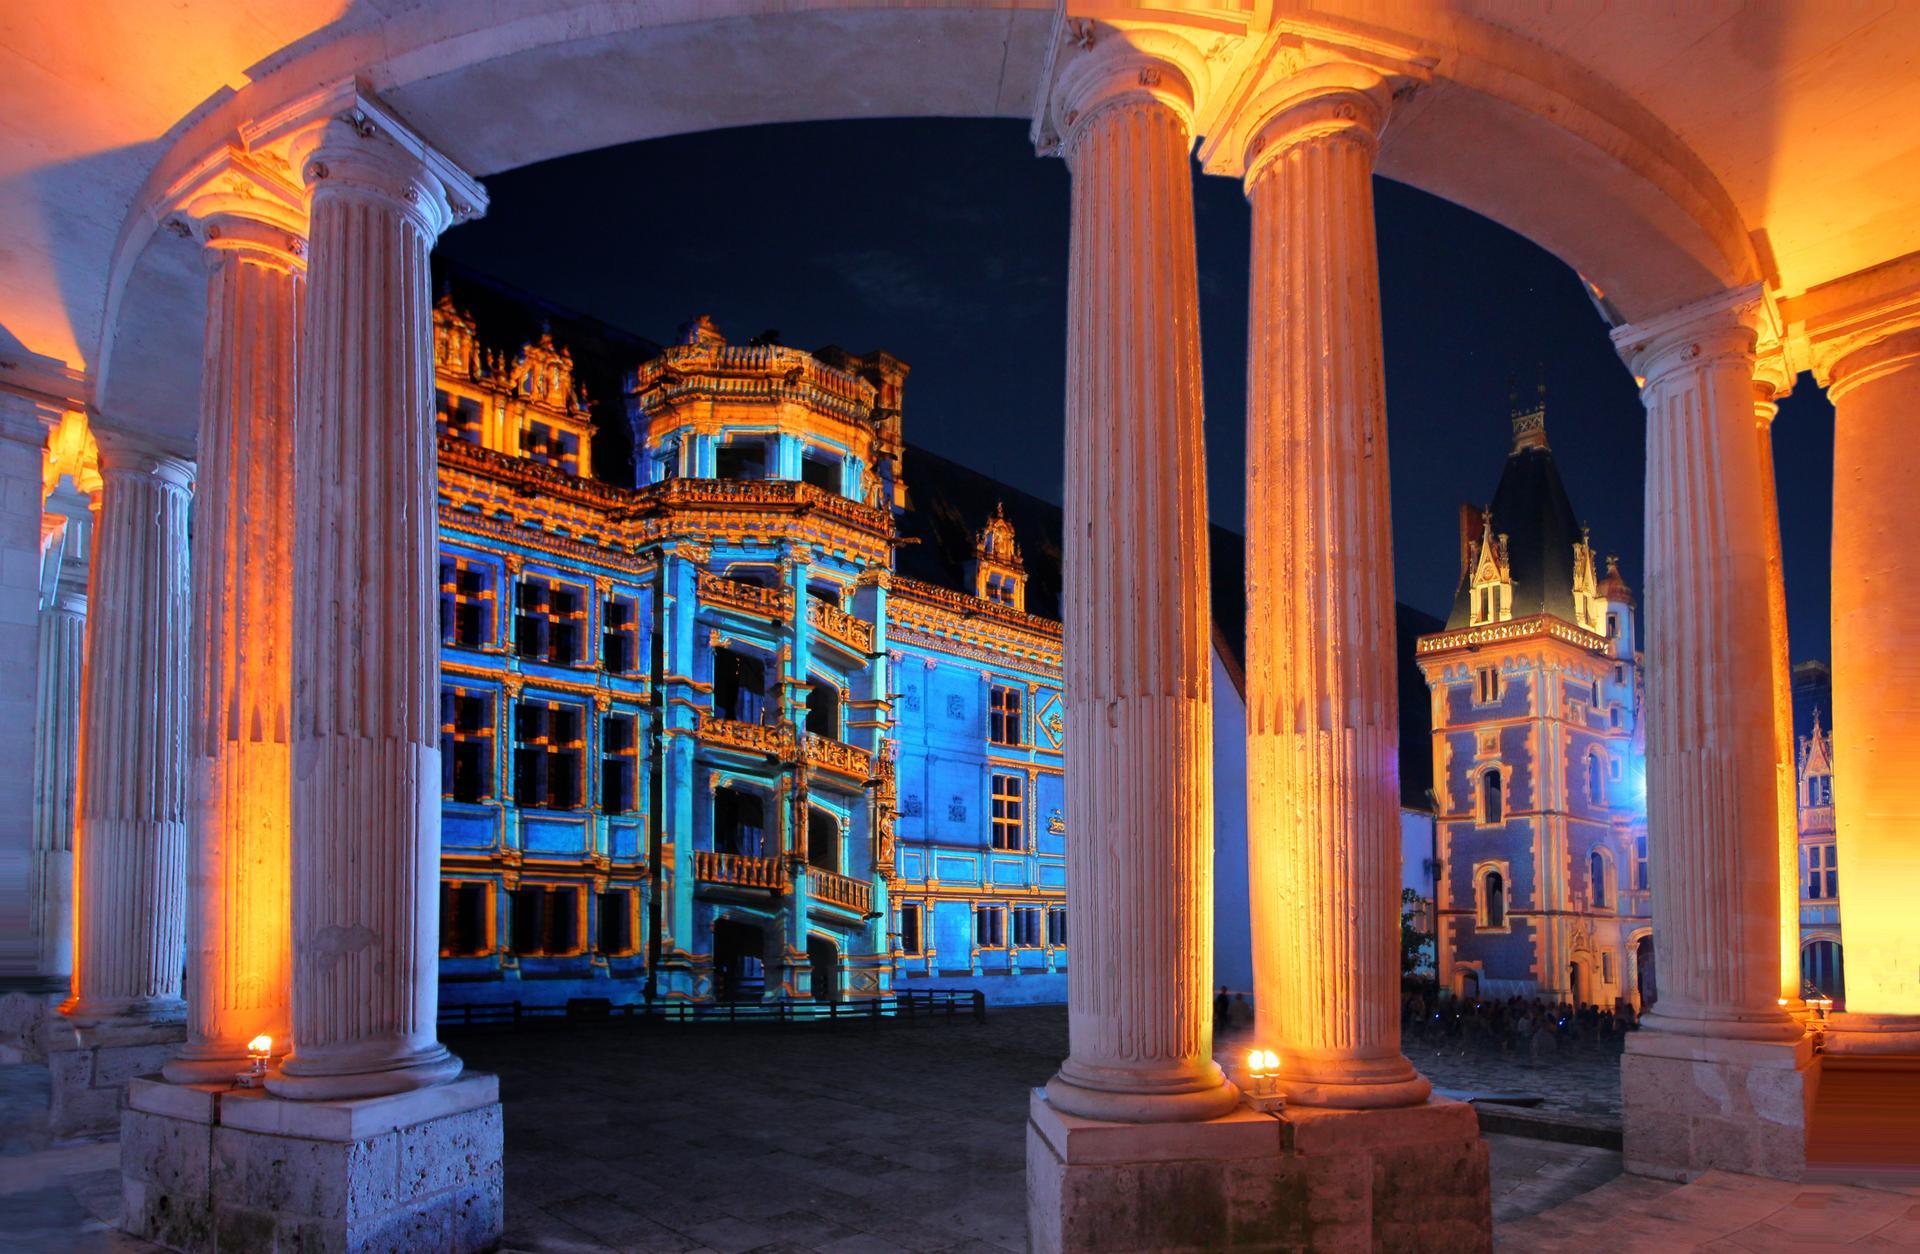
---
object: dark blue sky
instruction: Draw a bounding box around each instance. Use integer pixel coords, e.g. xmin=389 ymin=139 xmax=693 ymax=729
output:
xmin=438 ymin=117 xmax=1835 ymax=663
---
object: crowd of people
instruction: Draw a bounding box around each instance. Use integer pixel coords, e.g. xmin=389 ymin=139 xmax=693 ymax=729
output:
xmin=1401 ymin=986 xmax=1640 ymax=1060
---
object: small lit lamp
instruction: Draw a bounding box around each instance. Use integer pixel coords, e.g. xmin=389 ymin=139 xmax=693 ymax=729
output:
xmin=1244 ymin=1048 xmax=1284 ymax=1113
xmin=236 ymin=1035 xmax=272 ymax=1088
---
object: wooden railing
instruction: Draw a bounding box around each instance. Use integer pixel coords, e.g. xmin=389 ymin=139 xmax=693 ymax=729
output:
xmin=807 ymin=866 xmax=873 ymax=913
xmin=698 ymin=711 xmax=795 ymax=757
xmin=803 ymin=732 xmax=871 ymax=778
xmin=806 ymin=597 xmax=874 ymax=653
xmin=699 ymin=569 xmax=794 ymax=619
xmin=694 ymin=850 xmax=784 ymax=889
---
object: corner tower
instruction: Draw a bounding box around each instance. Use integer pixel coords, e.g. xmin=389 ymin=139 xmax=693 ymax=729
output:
xmin=1416 ymin=395 xmax=1652 ymax=1009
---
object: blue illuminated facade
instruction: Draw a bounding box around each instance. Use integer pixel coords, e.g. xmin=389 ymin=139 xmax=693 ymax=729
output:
xmin=430 ymin=290 xmax=1067 ymax=1009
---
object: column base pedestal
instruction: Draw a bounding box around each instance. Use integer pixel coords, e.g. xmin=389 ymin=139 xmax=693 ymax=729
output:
xmin=120 ymin=1072 xmax=502 ymax=1252
xmin=46 ymin=1015 xmax=186 ymax=1139
xmin=1027 ymin=1089 xmax=1489 ymax=1253
xmin=0 ymin=985 xmax=63 ymax=1064
xmin=1622 ymin=1028 xmax=1814 ymax=1182
xmin=1824 ymin=1012 xmax=1920 ymax=1055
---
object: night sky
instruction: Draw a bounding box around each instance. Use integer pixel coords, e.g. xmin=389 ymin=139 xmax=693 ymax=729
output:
xmin=437 ymin=118 xmax=1837 ymax=663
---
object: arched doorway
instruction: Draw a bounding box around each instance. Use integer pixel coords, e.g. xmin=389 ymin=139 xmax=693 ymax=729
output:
xmin=712 ymin=918 xmax=768 ymax=1003
xmin=807 ymin=934 xmax=841 ymax=1003
xmin=805 ymin=681 xmax=840 ymax=740
xmin=1801 ymin=939 xmax=1845 ymax=1003
xmin=1635 ymin=934 xmax=1657 ymax=1011
xmin=1568 ymin=959 xmax=1588 ymax=1007
xmin=807 ymin=807 xmax=839 ymax=873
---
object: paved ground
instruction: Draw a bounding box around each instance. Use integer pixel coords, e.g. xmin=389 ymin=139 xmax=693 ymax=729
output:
xmin=4 ymin=1004 xmax=1905 ymax=1252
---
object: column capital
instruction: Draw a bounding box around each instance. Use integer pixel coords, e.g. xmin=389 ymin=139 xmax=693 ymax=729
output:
xmin=1030 ymin=18 xmax=1209 ymax=159
xmin=1798 ymin=285 xmax=1920 ymax=402
xmin=1610 ymin=283 xmax=1772 ymax=389
xmin=244 ymin=82 xmax=487 ymax=240
xmin=90 ymin=422 xmax=195 ymax=489
xmin=159 ymin=146 xmax=309 ymax=273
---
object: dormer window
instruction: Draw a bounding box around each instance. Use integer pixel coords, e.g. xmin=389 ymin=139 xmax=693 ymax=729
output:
xmin=968 ymin=502 xmax=1027 ymax=612
xmin=1468 ymin=509 xmax=1513 ymax=626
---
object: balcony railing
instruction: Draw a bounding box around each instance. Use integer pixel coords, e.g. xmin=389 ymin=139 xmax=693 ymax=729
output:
xmin=698 ymin=711 xmax=795 ymax=757
xmin=807 ymin=866 xmax=872 ymax=914
xmin=698 ymin=569 xmax=794 ymax=619
xmin=803 ymin=732 xmax=871 ymax=778
xmin=806 ymin=597 xmax=874 ymax=654
xmin=695 ymin=850 xmax=784 ymax=890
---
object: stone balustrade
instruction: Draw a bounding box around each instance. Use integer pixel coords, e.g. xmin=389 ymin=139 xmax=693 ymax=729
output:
xmin=806 ymin=866 xmax=872 ymax=914
xmin=696 ymin=711 xmax=795 ymax=757
xmin=805 ymin=596 xmax=874 ymax=653
xmin=694 ymin=850 xmax=783 ymax=890
xmin=802 ymin=732 xmax=871 ymax=779
xmin=698 ymin=569 xmax=794 ymax=619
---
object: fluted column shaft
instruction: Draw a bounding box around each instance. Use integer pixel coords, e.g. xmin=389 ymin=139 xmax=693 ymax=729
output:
xmin=166 ymin=218 xmax=303 ymax=1081
xmin=1615 ymin=304 xmax=1795 ymax=1041
xmin=1823 ymin=326 xmax=1920 ymax=1040
xmin=67 ymin=436 xmax=194 ymax=1020
xmin=270 ymin=118 xmax=464 ymax=1099
xmin=1752 ymin=383 xmax=1801 ymax=1008
xmin=32 ymin=573 xmax=86 ymax=980
xmin=1241 ymin=76 xmax=1429 ymax=1109
xmin=1044 ymin=52 xmax=1236 ymax=1124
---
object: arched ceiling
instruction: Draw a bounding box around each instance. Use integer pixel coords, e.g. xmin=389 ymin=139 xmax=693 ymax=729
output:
xmin=4 ymin=1 xmax=1918 ymax=438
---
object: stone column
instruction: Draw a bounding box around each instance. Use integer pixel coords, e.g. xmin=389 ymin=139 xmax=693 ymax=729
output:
xmin=1042 ymin=47 xmax=1236 ymax=1125
xmin=1240 ymin=67 xmax=1430 ymax=1111
xmin=268 ymin=111 xmax=473 ymax=1101
xmin=163 ymin=202 xmax=305 ymax=1083
xmin=1751 ymin=373 xmax=1802 ymax=1011
xmin=1612 ymin=291 xmax=1808 ymax=1181
xmin=1818 ymin=315 xmax=1920 ymax=1051
xmin=66 ymin=431 xmax=195 ymax=1022
xmin=48 ymin=429 xmax=193 ymax=1136
xmin=31 ymin=500 xmax=88 ymax=985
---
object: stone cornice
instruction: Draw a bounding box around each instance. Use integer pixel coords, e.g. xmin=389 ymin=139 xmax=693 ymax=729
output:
xmin=1778 ymin=252 xmax=1920 ymax=399
xmin=1030 ymin=14 xmax=1224 ymax=158
xmin=1609 ymin=283 xmax=1774 ymax=388
xmin=158 ymin=146 xmax=309 ymax=270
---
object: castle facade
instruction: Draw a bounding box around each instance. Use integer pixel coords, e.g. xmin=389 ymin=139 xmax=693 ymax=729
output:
xmin=429 ymin=292 xmax=1067 ymax=1010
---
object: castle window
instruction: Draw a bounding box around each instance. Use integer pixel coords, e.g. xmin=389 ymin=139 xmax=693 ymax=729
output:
xmin=436 ymin=389 xmax=484 ymax=444
xmin=807 ymin=581 xmax=841 ymax=608
xmin=1011 ymin=906 xmax=1041 ymax=948
xmin=898 ymin=903 xmax=922 ymax=956
xmin=1586 ymin=752 xmax=1604 ymax=805
xmin=603 ymin=595 xmax=640 ymax=674
xmin=1614 ymin=663 xmax=1626 ymax=683
xmin=510 ymin=885 xmax=582 ymax=956
xmin=989 ymin=685 xmax=1023 ymax=746
xmin=716 ymin=438 xmax=769 ymax=481
xmin=805 ymin=682 xmax=841 ymax=740
xmin=1480 ymin=769 xmax=1504 ymax=825
xmin=1609 ymin=706 xmax=1621 ymax=728
xmin=1601 ymin=951 xmax=1613 ymax=984
xmin=1807 ymin=774 xmax=1833 ymax=807
xmin=598 ymin=889 xmax=635 ymax=956
xmin=1475 ymin=667 xmax=1502 ymax=704
xmin=974 ymin=905 xmax=1005 ymax=948
xmin=800 ymin=447 xmax=841 ymax=494
xmin=516 ymin=576 xmax=586 ymax=666
xmin=601 ymin=713 xmax=638 ymax=814
xmin=991 ymin=773 xmax=1024 ymax=851
xmin=713 ymin=787 xmax=765 ymax=857
xmin=986 ymin=572 xmax=1016 ymax=606
xmin=807 ymin=807 xmax=840 ymax=873
xmin=1589 ymin=849 xmax=1611 ymax=909
xmin=1481 ymin=870 xmax=1506 ymax=929
xmin=1590 ymin=681 xmax=1601 ymax=704
xmin=1634 ymin=835 xmax=1649 ymax=892
xmin=440 ymin=686 xmax=494 ymax=804
xmin=1047 ymin=907 xmax=1067 ymax=946
xmin=1807 ymin=843 xmax=1838 ymax=900
xmin=439 ymin=557 xmax=494 ymax=649
xmin=514 ymin=699 xmax=585 ymax=810
xmin=439 ymin=881 xmax=491 ymax=957
xmin=1606 ymin=613 xmax=1619 ymax=640
xmin=713 ymin=649 xmax=768 ymax=723
xmin=522 ymin=420 xmax=580 ymax=475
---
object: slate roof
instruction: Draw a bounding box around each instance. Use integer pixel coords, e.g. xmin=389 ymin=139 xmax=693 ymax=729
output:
xmin=1445 ymin=439 xmax=1585 ymax=630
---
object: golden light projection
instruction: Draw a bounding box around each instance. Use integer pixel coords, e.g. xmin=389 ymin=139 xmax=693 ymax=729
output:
xmin=42 ymin=408 xmax=101 ymax=500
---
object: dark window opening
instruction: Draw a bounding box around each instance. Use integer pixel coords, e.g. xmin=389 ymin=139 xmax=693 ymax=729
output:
xmin=598 ymin=889 xmax=634 ymax=956
xmin=805 ymin=682 xmax=840 ymax=740
xmin=1590 ymin=849 xmax=1609 ymax=908
xmin=436 ymin=389 xmax=484 ymax=443
xmin=1011 ymin=906 xmax=1041 ymax=947
xmin=800 ymin=449 xmax=840 ymax=494
xmin=975 ymin=906 xmax=1004 ymax=948
xmin=523 ymin=420 xmax=581 ymax=475
xmin=808 ymin=807 xmax=840 ymax=872
xmin=898 ymin=904 xmax=922 ymax=955
xmin=440 ymin=688 xmax=494 ymax=804
xmin=716 ymin=439 xmax=769 ymax=482
xmin=603 ymin=596 xmax=639 ymax=674
xmin=989 ymin=685 xmax=1023 ymax=746
xmin=713 ymin=648 xmax=768 ymax=723
xmin=510 ymin=885 xmax=581 ymax=956
xmin=1587 ymin=752 xmax=1604 ymax=805
xmin=514 ymin=700 xmax=584 ymax=810
xmin=1047 ymin=907 xmax=1067 ymax=946
xmin=1482 ymin=769 xmax=1504 ymax=824
xmin=1484 ymin=871 xmax=1506 ymax=928
xmin=439 ymin=881 xmax=491 ymax=956
xmin=439 ymin=558 xmax=492 ymax=648
xmin=601 ymin=713 xmax=638 ymax=814
xmin=714 ymin=788 xmax=765 ymax=857
xmin=516 ymin=577 xmax=586 ymax=666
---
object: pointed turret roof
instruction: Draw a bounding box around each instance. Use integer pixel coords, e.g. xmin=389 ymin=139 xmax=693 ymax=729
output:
xmin=1445 ymin=395 xmax=1585 ymax=629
